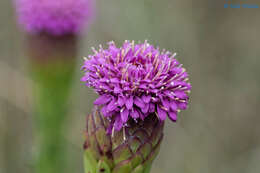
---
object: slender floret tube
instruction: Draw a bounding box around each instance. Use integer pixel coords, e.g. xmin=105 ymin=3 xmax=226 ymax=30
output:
xmin=14 ymin=0 xmax=94 ymax=173
xmin=81 ymin=41 xmax=191 ymax=173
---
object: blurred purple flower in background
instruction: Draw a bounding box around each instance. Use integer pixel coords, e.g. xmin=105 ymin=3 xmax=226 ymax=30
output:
xmin=14 ymin=0 xmax=94 ymax=35
xmin=81 ymin=41 xmax=191 ymax=132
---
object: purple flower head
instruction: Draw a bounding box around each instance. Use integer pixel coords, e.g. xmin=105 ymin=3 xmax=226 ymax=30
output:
xmin=15 ymin=0 xmax=95 ymax=36
xmin=81 ymin=41 xmax=191 ymax=132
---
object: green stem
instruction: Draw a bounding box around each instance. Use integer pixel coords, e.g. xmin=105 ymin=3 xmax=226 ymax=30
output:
xmin=27 ymin=34 xmax=77 ymax=173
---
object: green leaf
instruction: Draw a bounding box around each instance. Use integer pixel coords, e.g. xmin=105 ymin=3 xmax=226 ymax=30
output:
xmin=95 ymin=127 xmax=111 ymax=153
xmin=113 ymin=144 xmax=132 ymax=164
xmin=131 ymin=165 xmax=144 ymax=173
xmin=129 ymin=153 xmax=143 ymax=169
xmin=138 ymin=143 xmax=152 ymax=160
xmin=112 ymin=160 xmax=132 ymax=173
xmin=128 ymin=137 xmax=141 ymax=153
xmin=84 ymin=149 xmax=97 ymax=173
xmin=97 ymin=159 xmax=111 ymax=173
xmin=143 ymin=163 xmax=152 ymax=173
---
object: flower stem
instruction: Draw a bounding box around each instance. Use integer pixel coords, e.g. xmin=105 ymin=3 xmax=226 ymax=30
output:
xmin=27 ymin=34 xmax=77 ymax=173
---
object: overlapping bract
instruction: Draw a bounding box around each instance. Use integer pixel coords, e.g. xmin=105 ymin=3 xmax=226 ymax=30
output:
xmin=81 ymin=41 xmax=191 ymax=132
xmin=15 ymin=0 xmax=94 ymax=35
xmin=84 ymin=106 xmax=164 ymax=173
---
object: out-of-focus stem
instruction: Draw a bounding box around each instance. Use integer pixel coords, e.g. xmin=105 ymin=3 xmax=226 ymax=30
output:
xmin=26 ymin=34 xmax=77 ymax=173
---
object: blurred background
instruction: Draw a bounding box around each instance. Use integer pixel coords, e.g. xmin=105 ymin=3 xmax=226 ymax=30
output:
xmin=1 ymin=0 xmax=260 ymax=173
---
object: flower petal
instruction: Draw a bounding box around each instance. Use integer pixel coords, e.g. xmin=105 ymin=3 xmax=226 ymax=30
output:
xmin=94 ymin=95 xmax=111 ymax=105
xmin=125 ymin=96 xmax=134 ymax=110
xmin=80 ymin=75 xmax=88 ymax=82
xmin=114 ymin=116 xmax=123 ymax=131
xmin=178 ymin=102 xmax=187 ymax=110
xmin=107 ymin=98 xmax=117 ymax=112
xmin=106 ymin=123 xmax=113 ymax=134
xmin=117 ymin=96 xmax=125 ymax=107
xmin=114 ymin=86 xmax=122 ymax=94
xmin=161 ymin=98 xmax=170 ymax=111
xmin=170 ymin=101 xmax=178 ymax=111
xmin=168 ymin=111 xmax=177 ymax=122
xmin=149 ymin=103 xmax=155 ymax=112
xmin=131 ymin=108 xmax=139 ymax=119
xmin=175 ymin=91 xmax=188 ymax=99
xmin=101 ymin=105 xmax=108 ymax=116
xmin=139 ymin=112 xmax=146 ymax=121
xmin=157 ymin=105 xmax=167 ymax=121
xmin=110 ymin=78 xmax=120 ymax=83
xmin=134 ymin=96 xmax=145 ymax=108
xmin=141 ymin=95 xmax=151 ymax=103
xmin=142 ymin=103 xmax=149 ymax=113
xmin=120 ymin=108 xmax=129 ymax=123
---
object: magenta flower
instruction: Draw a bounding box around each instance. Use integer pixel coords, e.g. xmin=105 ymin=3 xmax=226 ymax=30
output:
xmin=15 ymin=0 xmax=94 ymax=35
xmin=81 ymin=41 xmax=191 ymax=132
